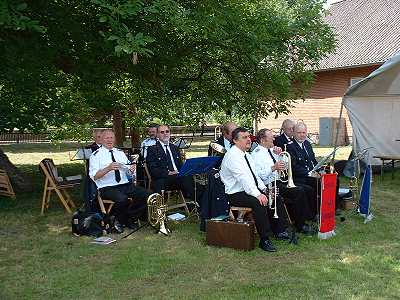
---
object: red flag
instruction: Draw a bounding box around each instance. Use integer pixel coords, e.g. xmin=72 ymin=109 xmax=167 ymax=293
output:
xmin=319 ymin=173 xmax=336 ymax=239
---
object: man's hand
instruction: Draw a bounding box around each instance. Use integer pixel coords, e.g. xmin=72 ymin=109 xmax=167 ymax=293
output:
xmin=257 ymin=194 xmax=268 ymax=206
xmin=273 ymin=161 xmax=286 ymax=171
xmin=128 ymin=164 xmax=136 ymax=172
xmin=168 ymin=170 xmax=178 ymax=175
xmin=272 ymin=146 xmax=282 ymax=155
xmin=107 ymin=162 xmax=121 ymax=171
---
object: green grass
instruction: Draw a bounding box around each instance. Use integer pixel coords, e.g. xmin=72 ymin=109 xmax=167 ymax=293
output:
xmin=0 ymin=142 xmax=399 ymax=299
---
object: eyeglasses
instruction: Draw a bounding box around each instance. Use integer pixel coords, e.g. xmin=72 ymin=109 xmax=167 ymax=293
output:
xmin=159 ymin=130 xmax=170 ymax=134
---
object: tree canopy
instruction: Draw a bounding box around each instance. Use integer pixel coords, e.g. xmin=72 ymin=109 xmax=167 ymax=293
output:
xmin=1 ymin=0 xmax=335 ymax=137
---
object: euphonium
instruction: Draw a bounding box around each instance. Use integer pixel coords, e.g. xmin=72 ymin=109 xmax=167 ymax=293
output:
xmin=147 ymin=192 xmax=170 ymax=236
xmin=277 ymin=146 xmax=296 ymax=188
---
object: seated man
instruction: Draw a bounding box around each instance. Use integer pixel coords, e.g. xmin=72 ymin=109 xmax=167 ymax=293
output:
xmin=146 ymin=125 xmax=194 ymax=201
xmin=286 ymin=122 xmax=341 ymax=216
xmin=251 ymin=128 xmax=314 ymax=234
xmin=220 ymin=127 xmax=289 ymax=253
xmin=84 ymin=129 xmax=103 ymax=212
xmin=140 ymin=124 xmax=158 ymax=159
xmin=274 ymin=119 xmax=295 ymax=149
xmin=208 ymin=121 xmax=238 ymax=156
xmin=89 ymin=129 xmax=150 ymax=233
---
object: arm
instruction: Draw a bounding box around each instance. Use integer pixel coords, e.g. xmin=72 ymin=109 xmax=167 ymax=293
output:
xmin=146 ymin=146 xmax=168 ymax=179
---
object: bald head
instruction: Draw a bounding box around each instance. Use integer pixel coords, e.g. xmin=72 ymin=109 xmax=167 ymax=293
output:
xmin=281 ymin=119 xmax=295 ymax=138
xmin=222 ymin=122 xmax=238 ymax=141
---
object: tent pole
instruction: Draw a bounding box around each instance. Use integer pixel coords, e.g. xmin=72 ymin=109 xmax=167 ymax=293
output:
xmin=332 ymin=102 xmax=345 ymax=162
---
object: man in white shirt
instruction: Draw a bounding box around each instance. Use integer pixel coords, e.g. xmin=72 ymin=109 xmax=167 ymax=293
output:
xmin=140 ymin=124 xmax=158 ymax=159
xmin=252 ymin=129 xmax=315 ymax=234
xmin=220 ymin=128 xmax=288 ymax=252
xmin=89 ymin=129 xmax=149 ymax=233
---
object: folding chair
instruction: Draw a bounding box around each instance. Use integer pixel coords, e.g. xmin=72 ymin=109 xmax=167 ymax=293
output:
xmin=0 ymin=169 xmax=16 ymax=199
xmin=143 ymin=162 xmax=190 ymax=215
xmin=97 ymin=194 xmax=115 ymax=215
xmin=39 ymin=159 xmax=81 ymax=214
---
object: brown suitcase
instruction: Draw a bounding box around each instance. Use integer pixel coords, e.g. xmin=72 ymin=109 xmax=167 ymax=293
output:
xmin=206 ymin=220 xmax=255 ymax=251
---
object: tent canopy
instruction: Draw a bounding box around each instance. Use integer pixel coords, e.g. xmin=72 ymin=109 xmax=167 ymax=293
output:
xmin=342 ymin=51 xmax=400 ymax=165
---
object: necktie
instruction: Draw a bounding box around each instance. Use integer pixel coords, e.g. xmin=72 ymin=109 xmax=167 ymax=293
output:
xmin=244 ymin=154 xmax=260 ymax=191
xmin=301 ymin=143 xmax=314 ymax=170
xmin=267 ymin=149 xmax=277 ymax=163
xmin=165 ymin=145 xmax=175 ymax=171
xmin=109 ymin=150 xmax=121 ymax=182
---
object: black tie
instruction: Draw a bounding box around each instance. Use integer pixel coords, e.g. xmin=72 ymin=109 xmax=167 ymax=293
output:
xmin=165 ymin=145 xmax=175 ymax=171
xmin=109 ymin=150 xmax=121 ymax=182
xmin=244 ymin=154 xmax=261 ymax=192
xmin=267 ymin=149 xmax=277 ymax=163
xmin=301 ymin=143 xmax=313 ymax=170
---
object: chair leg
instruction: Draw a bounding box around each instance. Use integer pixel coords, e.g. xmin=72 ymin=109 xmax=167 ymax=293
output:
xmin=179 ymin=191 xmax=190 ymax=216
xmin=54 ymin=189 xmax=73 ymax=213
xmin=62 ymin=189 xmax=76 ymax=209
xmin=41 ymin=179 xmax=49 ymax=215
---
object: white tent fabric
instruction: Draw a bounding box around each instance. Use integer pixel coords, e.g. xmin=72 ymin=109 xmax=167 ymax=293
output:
xmin=342 ymin=51 xmax=400 ymax=165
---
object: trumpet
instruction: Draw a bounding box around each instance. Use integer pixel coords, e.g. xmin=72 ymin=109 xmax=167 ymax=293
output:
xmin=267 ymin=176 xmax=279 ymax=219
xmin=147 ymin=192 xmax=170 ymax=236
xmin=277 ymin=146 xmax=296 ymax=188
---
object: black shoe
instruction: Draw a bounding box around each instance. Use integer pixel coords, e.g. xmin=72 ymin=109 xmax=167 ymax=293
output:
xmin=259 ymin=239 xmax=277 ymax=252
xmin=297 ymin=224 xmax=315 ymax=236
xmin=113 ymin=221 xmax=124 ymax=234
xmin=126 ymin=220 xmax=139 ymax=230
xmin=275 ymin=231 xmax=290 ymax=241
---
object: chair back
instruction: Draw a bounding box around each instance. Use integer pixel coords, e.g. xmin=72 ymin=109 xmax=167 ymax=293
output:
xmin=39 ymin=158 xmax=62 ymax=186
xmin=143 ymin=162 xmax=152 ymax=191
xmin=0 ymin=168 xmax=15 ymax=198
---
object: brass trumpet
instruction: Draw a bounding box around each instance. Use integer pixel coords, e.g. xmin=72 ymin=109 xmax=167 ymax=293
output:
xmin=277 ymin=146 xmax=296 ymax=188
xmin=147 ymin=192 xmax=170 ymax=236
xmin=268 ymin=177 xmax=279 ymax=219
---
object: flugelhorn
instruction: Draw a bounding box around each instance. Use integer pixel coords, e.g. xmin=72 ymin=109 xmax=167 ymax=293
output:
xmin=268 ymin=177 xmax=279 ymax=219
xmin=147 ymin=192 xmax=170 ymax=236
xmin=277 ymin=146 xmax=296 ymax=188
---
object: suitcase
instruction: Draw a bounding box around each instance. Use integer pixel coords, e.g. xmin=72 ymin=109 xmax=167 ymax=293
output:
xmin=206 ymin=220 xmax=255 ymax=251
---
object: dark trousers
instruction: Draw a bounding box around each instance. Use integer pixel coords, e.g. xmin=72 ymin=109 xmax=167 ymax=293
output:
xmin=84 ymin=176 xmax=100 ymax=213
xmin=152 ymin=175 xmax=194 ymax=200
xmin=294 ymin=176 xmax=341 ymax=216
xmin=227 ymin=192 xmax=286 ymax=240
xmin=277 ymin=181 xmax=313 ymax=229
xmin=99 ymin=183 xmax=149 ymax=224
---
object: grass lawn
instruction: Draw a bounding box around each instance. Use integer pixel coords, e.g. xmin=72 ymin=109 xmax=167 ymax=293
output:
xmin=1 ymin=142 xmax=399 ymax=299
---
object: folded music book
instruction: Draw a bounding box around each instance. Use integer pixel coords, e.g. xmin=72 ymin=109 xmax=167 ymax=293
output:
xmin=91 ymin=237 xmax=116 ymax=245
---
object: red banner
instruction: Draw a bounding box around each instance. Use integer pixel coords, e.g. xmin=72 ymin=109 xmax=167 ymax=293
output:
xmin=319 ymin=173 xmax=337 ymax=239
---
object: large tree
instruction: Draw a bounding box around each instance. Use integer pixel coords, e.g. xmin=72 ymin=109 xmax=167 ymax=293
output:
xmin=0 ymin=0 xmax=335 ymax=191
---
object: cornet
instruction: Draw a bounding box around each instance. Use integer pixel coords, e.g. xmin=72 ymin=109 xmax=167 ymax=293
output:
xmin=277 ymin=146 xmax=296 ymax=188
xmin=267 ymin=176 xmax=279 ymax=219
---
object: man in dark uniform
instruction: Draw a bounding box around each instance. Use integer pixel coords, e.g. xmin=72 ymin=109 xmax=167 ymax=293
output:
xmin=274 ymin=119 xmax=295 ymax=150
xmin=208 ymin=122 xmax=238 ymax=156
xmin=146 ymin=125 xmax=194 ymax=200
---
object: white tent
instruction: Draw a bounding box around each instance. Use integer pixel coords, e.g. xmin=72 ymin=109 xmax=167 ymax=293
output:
xmin=338 ymin=51 xmax=400 ymax=165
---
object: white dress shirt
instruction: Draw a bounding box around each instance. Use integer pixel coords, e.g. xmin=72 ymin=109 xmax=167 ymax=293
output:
xmin=89 ymin=147 xmax=130 ymax=189
xmin=223 ymin=137 xmax=232 ymax=150
xmin=220 ymin=145 xmax=266 ymax=198
xmin=160 ymin=141 xmax=178 ymax=171
xmin=140 ymin=137 xmax=157 ymax=158
xmin=251 ymin=145 xmax=278 ymax=185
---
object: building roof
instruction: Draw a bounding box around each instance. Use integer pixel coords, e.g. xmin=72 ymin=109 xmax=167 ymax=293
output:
xmin=317 ymin=0 xmax=400 ymax=71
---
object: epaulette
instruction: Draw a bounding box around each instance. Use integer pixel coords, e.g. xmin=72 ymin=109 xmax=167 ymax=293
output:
xmin=254 ymin=148 xmax=260 ymax=152
xmin=287 ymin=141 xmax=293 ymax=145
xmin=93 ymin=149 xmax=100 ymax=156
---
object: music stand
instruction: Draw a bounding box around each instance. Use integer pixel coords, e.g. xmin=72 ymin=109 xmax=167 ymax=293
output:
xmin=178 ymin=156 xmax=222 ymax=214
xmin=69 ymin=148 xmax=92 ymax=161
xmin=310 ymin=147 xmax=341 ymax=173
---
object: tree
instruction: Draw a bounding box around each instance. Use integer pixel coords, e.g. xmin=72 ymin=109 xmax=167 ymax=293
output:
xmin=0 ymin=0 xmax=335 ymax=190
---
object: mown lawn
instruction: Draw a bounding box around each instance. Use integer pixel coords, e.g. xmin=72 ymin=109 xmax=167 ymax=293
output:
xmin=0 ymin=142 xmax=399 ymax=300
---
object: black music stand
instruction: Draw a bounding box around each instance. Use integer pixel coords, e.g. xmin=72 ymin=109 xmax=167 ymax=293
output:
xmin=178 ymin=157 xmax=222 ymax=214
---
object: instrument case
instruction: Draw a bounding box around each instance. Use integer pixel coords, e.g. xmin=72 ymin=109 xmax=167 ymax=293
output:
xmin=206 ymin=220 xmax=255 ymax=251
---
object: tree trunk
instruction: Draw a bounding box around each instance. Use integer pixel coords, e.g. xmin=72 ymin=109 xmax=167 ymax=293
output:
xmin=112 ymin=110 xmax=124 ymax=147
xmin=0 ymin=147 xmax=34 ymax=192
xmin=130 ymin=127 xmax=140 ymax=148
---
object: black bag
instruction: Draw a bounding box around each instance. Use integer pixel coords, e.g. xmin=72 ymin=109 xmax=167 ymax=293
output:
xmin=71 ymin=209 xmax=112 ymax=237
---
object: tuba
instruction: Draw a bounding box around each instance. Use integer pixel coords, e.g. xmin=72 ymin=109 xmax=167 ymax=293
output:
xmin=147 ymin=192 xmax=170 ymax=236
xmin=277 ymin=145 xmax=296 ymax=188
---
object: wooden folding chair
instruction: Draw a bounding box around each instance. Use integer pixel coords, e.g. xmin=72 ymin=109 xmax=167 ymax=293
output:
xmin=0 ymin=169 xmax=16 ymax=199
xmin=97 ymin=194 xmax=115 ymax=214
xmin=229 ymin=206 xmax=253 ymax=222
xmin=39 ymin=159 xmax=81 ymax=214
xmin=143 ymin=162 xmax=190 ymax=215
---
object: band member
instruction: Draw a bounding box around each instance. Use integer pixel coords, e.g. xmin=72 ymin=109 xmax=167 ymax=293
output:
xmin=220 ymin=127 xmax=289 ymax=253
xmin=140 ymin=124 xmax=158 ymax=159
xmin=84 ymin=129 xmax=103 ymax=212
xmin=89 ymin=129 xmax=149 ymax=233
xmin=286 ymin=122 xmax=341 ymax=216
xmin=208 ymin=121 xmax=238 ymax=156
xmin=274 ymin=119 xmax=295 ymax=149
xmin=146 ymin=125 xmax=194 ymax=201
xmin=251 ymin=129 xmax=314 ymax=234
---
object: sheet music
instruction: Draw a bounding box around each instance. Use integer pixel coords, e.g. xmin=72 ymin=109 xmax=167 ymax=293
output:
xmin=310 ymin=147 xmax=340 ymax=173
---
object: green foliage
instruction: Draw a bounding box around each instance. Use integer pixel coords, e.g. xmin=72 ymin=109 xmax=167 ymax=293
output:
xmin=0 ymin=0 xmax=335 ymax=139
